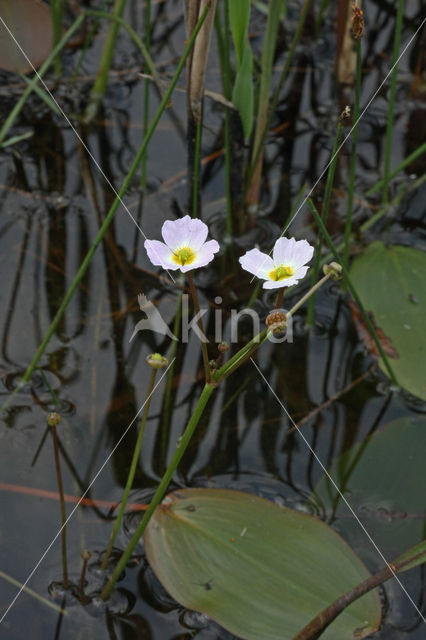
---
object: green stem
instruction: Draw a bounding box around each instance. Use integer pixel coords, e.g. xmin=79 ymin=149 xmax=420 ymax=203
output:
xmin=366 ymin=139 xmax=426 ymax=196
xmin=246 ymin=0 xmax=311 ymax=189
xmin=0 ymin=14 xmax=85 ymax=146
xmin=100 ymin=383 xmax=215 ymax=600
xmin=141 ymin=0 xmax=151 ymax=188
xmin=50 ymin=0 xmax=65 ymax=76
xmin=50 ymin=422 xmax=68 ymax=589
xmin=217 ymin=0 xmax=233 ymax=236
xmin=1 ymin=7 xmax=210 ymax=409
xmin=306 ymin=122 xmax=343 ymax=325
xmin=382 ymin=0 xmax=404 ymax=204
xmin=101 ymin=368 xmax=157 ymax=569
xmin=192 ymin=118 xmax=202 ymax=218
xmin=307 ymin=198 xmax=398 ymax=385
xmin=84 ymin=0 xmax=128 ymax=123
xmin=344 ymin=39 xmax=362 ymax=269
xmin=187 ymin=272 xmax=210 ymax=383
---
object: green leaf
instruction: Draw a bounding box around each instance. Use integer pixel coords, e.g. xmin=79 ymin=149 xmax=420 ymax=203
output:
xmin=145 ymin=488 xmax=381 ymax=640
xmin=312 ymin=417 xmax=426 ymax=561
xmin=228 ymin=0 xmax=250 ymax=70
xmin=232 ymin=41 xmax=254 ymax=140
xmin=350 ymin=241 xmax=426 ymax=400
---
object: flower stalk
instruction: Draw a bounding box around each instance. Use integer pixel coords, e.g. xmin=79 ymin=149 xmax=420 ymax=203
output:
xmin=48 ymin=412 xmax=68 ymax=589
xmin=101 ymin=358 xmax=165 ymax=570
xmin=100 ymin=382 xmax=215 ymax=600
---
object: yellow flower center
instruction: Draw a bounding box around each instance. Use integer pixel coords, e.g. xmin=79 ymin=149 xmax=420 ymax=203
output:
xmin=173 ymin=246 xmax=196 ymax=266
xmin=269 ymin=265 xmax=294 ymax=281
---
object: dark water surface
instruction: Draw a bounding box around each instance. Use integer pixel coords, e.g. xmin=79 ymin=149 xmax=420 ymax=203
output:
xmin=0 ymin=1 xmax=425 ymax=638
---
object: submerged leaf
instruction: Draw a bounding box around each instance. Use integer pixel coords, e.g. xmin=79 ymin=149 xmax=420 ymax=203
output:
xmin=145 ymin=488 xmax=381 ymax=640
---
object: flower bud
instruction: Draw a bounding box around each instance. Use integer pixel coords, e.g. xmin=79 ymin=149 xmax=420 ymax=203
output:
xmin=217 ymin=341 xmax=229 ymax=354
xmin=323 ymin=262 xmax=343 ymax=280
xmin=352 ymin=4 xmax=364 ymax=40
xmin=146 ymin=353 xmax=168 ymax=369
xmin=47 ymin=412 xmax=61 ymax=427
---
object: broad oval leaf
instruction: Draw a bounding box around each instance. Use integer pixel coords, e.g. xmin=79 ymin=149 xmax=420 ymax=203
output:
xmin=144 ymin=488 xmax=381 ymax=640
xmin=312 ymin=416 xmax=426 ymax=562
xmin=350 ymin=242 xmax=426 ymax=400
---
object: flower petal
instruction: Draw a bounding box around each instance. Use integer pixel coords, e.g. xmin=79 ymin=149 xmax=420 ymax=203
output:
xmin=187 ymin=218 xmax=209 ymax=250
xmin=180 ymin=239 xmax=219 ymax=272
xmin=239 ymin=248 xmax=274 ymax=279
xmin=292 ymin=265 xmax=310 ymax=281
xmin=274 ymin=237 xmax=314 ymax=269
xmin=272 ymin=237 xmax=295 ymax=265
xmin=161 ymin=215 xmax=192 ymax=250
xmin=144 ymin=239 xmax=180 ymax=270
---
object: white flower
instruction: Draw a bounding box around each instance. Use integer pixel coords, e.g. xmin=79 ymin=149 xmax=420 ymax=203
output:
xmin=144 ymin=215 xmax=219 ymax=273
xmin=239 ymin=237 xmax=314 ymax=289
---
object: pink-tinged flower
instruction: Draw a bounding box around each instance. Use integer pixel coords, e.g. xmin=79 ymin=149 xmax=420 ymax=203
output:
xmin=144 ymin=215 xmax=219 ymax=273
xmin=239 ymin=237 xmax=314 ymax=289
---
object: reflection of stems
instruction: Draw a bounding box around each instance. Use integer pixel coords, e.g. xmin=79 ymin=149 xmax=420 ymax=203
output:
xmin=101 ymin=369 xmax=157 ymax=569
xmin=187 ymin=272 xmax=210 ymax=382
xmin=0 ymin=7 xmax=210 ymax=413
xmin=100 ymin=383 xmax=215 ymax=600
xmin=49 ymin=414 xmax=68 ymax=589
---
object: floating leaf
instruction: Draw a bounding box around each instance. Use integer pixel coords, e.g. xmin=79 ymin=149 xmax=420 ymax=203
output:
xmin=348 ymin=299 xmax=399 ymax=359
xmin=0 ymin=0 xmax=53 ymax=74
xmin=145 ymin=488 xmax=381 ymax=640
xmin=312 ymin=417 xmax=426 ymax=562
xmin=350 ymin=242 xmax=426 ymax=400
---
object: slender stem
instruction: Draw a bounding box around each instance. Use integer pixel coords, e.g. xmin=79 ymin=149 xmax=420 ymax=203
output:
xmin=192 ymin=118 xmax=202 ymax=218
xmin=246 ymin=0 xmax=311 ymax=189
xmin=0 ymin=7 xmax=210 ymax=411
xmin=382 ymin=0 xmax=404 ymax=204
xmin=366 ymin=140 xmax=426 ymax=195
xmin=0 ymin=14 xmax=86 ymax=146
xmin=306 ymin=122 xmax=343 ymax=325
xmin=100 ymin=383 xmax=215 ymax=600
xmin=50 ymin=0 xmax=65 ymax=76
xmin=141 ymin=0 xmax=151 ymax=188
xmin=275 ymin=288 xmax=284 ymax=309
xmin=50 ymin=421 xmax=68 ymax=589
xmin=344 ymin=38 xmax=362 ymax=269
xmin=213 ymin=273 xmax=333 ymax=385
xmin=221 ymin=0 xmax=233 ymax=236
xmin=101 ymin=369 xmax=157 ymax=569
xmin=187 ymin=272 xmax=210 ymax=382
xmin=307 ymin=198 xmax=398 ymax=384
xmin=286 ymin=272 xmax=332 ymax=319
xmin=83 ymin=0 xmax=128 ymax=123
